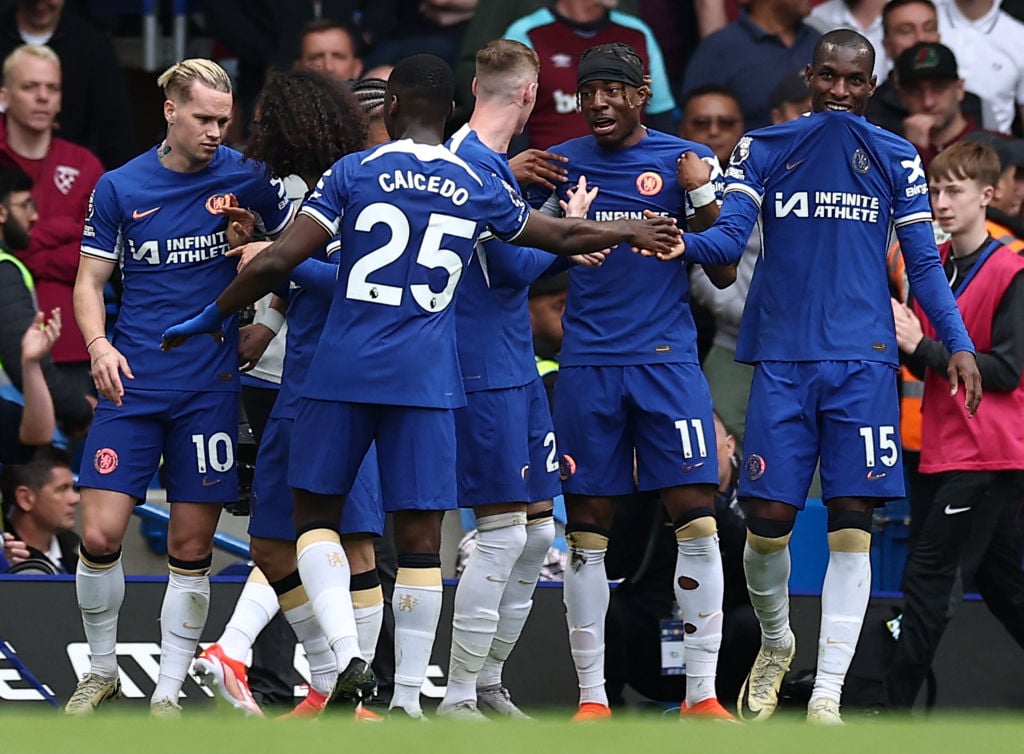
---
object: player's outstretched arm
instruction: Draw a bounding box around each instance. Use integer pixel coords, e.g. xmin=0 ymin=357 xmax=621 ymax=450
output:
xmin=162 ymin=215 xmax=329 ymax=351
xmin=516 ymin=207 xmax=680 ymax=258
xmin=947 ymin=351 xmax=982 ymax=418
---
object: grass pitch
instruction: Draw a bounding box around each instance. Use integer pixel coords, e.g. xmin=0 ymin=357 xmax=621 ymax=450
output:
xmin=2 ymin=707 xmax=1021 ymax=754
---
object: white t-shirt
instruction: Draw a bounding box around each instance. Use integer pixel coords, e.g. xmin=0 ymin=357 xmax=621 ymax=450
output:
xmin=807 ymin=0 xmax=889 ymax=81
xmin=936 ymin=0 xmax=1024 ymax=133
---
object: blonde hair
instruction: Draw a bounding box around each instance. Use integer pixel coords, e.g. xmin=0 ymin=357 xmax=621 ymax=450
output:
xmin=2 ymin=44 xmax=60 ymax=86
xmin=475 ymin=39 xmax=539 ymax=101
xmin=157 ymin=58 xmax=232 ymax=101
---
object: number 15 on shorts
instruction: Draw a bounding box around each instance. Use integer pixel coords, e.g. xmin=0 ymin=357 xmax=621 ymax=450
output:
xmin=859 ymin=425 xmax=898 ymax=469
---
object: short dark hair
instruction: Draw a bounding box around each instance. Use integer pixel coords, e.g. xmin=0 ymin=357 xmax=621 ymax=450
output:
xmin=388 ymin=54 xmax=455 ymax=122
xmin=882 ymin=0 xmax=937 ymax=36
xmin=0 ymin=163 xmax=33 ymax=204
xmin=1 ymin=445 xmax=72 ymax=518
xmin=680 ymin=84 xmax=742 ymax=114
xmin=812 ymin=29 xmax=876 ymax=74
xmin=300 ymin=17 xmax=365 ymax=58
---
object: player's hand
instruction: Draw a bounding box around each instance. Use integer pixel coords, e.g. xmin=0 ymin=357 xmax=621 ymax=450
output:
xmin=238 ymin=323 xmax=276 ymax=371
xmin=21 ymin=308 xmax=62 ymax=364
xmin=890 ymin=299 xmax=924 ymax=353
xmin=161 ymin=303 xmax=226 ymax=352
xmin=560 ymin=175 xmax=598 ymax=218
xmin=571 ymin=249 xmax=610 ymax=267
xmin=88 ymin=337 xmax=133 ymax=407
xmin=947 ymin=350 xmax=982 ymax=418
xmin=227 ymin=240 xmax=273 ymax=273
xmin=3 ymin=532 xmax=31 ymax=565
xmin=508 ymin=149 xmax=569 ymax=191
xmin=676 ymin=151 xmax=712 ymax=191
xmin=221 ymin=206 xmax=257 ymax=249
xmin=630 ymin=210 xmax=682 ymax=259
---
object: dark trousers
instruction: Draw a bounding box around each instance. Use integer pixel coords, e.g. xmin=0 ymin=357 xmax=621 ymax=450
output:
xmin=886 ymin=470 xmax=1024 ymax=708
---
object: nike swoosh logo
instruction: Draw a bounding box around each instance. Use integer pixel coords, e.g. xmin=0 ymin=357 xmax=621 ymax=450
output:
xmin=944 ymin=504 xmax=971 ymax=515
xmin=183 ymin=622 xmax=203 ymax=630
xmin=485 ymin=575 xmax=507 ymax=583
xmin=132 ymin=207 xmax=161 ymax=219
xmin=785 ymin=159 xmax=806 ymax=170
xmin=697 ymin=610 xmax=719 ymax=618
xmin=201 ymin=478 xmax=221 ymax=487
xmin=825 ymin=636 xmax=847 ymax=645
xmin=866 ymin=471 xmax=888 ymax=480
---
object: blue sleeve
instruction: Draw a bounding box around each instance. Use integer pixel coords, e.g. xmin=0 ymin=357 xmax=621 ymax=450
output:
xmin=897 ymin=220 xmax=975 ymax=355
xmin=682 ymin=191 xmax=759 ymax=266
xmin=240 ymin=168 xmax=292 ymax=237
xmin=484 ymin=241 xmax=567 ymax=289
xmin=290 ymin=258 xmax=337 ymax=299
xmin=81 ymin=175 xmax=122 ymax=260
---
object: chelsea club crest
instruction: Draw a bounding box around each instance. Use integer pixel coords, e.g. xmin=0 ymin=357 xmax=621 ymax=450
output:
xmin=852 ymin=148 xmax=870 ymax=174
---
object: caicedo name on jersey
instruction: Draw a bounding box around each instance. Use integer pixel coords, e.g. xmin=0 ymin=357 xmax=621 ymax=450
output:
xmin=126 ymin=230 xmax=231 ymax=265
xmin=377 ymin=169 xmax=472 ymax=206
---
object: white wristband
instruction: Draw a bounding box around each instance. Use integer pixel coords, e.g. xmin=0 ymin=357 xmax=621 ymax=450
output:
xmin=688 ymin=182 xmax=717 ymax=208
xmin=254 ymin=306 xmax=285 ymax=335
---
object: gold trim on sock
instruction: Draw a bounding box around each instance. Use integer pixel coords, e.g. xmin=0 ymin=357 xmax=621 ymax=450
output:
xmin=566 ymin=531 xmax=609 ymax=550
xmin=278 ymin=584 xmax=309 ymax=612
xmin=396 ymin=567 xmax=442 ymax=588
xmin=746 ymin=531 xmax=792 ymax=554
xmin=827 ymin=528 xmax=871 ymax=553
xmin=352 ymin=584 xmax=384 ymax=609
xmin=674 ymin=516 xmax=717 ymax=541
xmin=297 ymin=529 xmax=341 ymax=552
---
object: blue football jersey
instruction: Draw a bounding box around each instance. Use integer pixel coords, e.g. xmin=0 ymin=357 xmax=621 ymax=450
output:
xmin=543 ymin=129 xmax=723 ymax=367
xmin=299 ymin=139 xmax=532 ymax=408
xmin=447 ymin=125 xmax=565 ymax=392
xmin=683 ymin=111 xmax=973 ymax=364
xmin=81 ymin=146 xmax=291 ymax=391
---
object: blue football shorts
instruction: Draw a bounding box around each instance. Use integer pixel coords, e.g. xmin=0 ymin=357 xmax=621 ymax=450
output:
xmin=249 ymin=416 xmax=384 ymax=540
xmin=455 ymin=378 xmax=561 ymax=508
xmin=554 ymin=363 xmax=719 ymax=495
xmin=740 ymin=360 xmax=904 ymax=508
xmin=289 ymin=398 xmax=456 ymax=512
xmin=78 ymin=389 xmax=239 ymax=503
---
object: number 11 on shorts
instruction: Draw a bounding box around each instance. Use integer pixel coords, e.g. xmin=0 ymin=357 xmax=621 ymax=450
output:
xmin=675 ymin=418 xmax=708 ymax=459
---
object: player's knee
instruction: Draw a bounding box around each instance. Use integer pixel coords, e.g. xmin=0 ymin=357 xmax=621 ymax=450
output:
xmin=746 ymin=515 xmax=794 ymax=554
xmin=673 ymin=507 xmax=717 ymax=541
xmin=342 ymin=535 xmax=376 ymax=572
xmin=565 ymin=523 xmax=609 ymax=551
xmin=826 ymin=509 xmax=872 ymax=553
xmin=80 ymin=529 xmax=123 ymax=559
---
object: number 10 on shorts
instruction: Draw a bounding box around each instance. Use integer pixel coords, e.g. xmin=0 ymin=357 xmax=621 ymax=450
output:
xmin=190 ymin=432 xmax=235 ymax=473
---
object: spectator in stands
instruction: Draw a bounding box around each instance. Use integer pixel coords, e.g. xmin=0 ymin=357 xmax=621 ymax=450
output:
xmin=1 ymin=45 xmax=104 ymax=407
xmin=681 ymin=0 xmax=820 ymax=129
xmin=0 ymin=163 xmax=92 ymax=437
xmin=768 ymin=67 xmax=812 ymax=123
xmin=1 ymin=445 xmax=80 ymax=574
xmin=866 ymin=0 xmax=983 ymax=135
xmin=503 ymin=0 xmax=676 ymax=151
xmin=296 ymin=18 xmax=365 ymax=82
xmin=678 ymin=85 xmax=746 ymax=168
xmin=895 ymin=42 xmax=979 ymax=166
xmin=0 ymin=311 xmax=61 ymax=467
xmin=935 ymin=0 xmax=1024 ymax=134
xmin=807 ymin=0 xmax=889 ymax=80
xmin=363 ymin=0 xmax=477 ymax=71
xmin=0 ymin=0 xmax=135 ymax=169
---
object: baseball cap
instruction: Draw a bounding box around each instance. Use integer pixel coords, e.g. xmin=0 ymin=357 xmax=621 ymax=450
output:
xmin=769 ymin=68 xmax=810 ymax=111
xmin=896 ymin=42 xmax=959 ymax=86
xmin=961 ymin=131 xmax=1024 ymax=172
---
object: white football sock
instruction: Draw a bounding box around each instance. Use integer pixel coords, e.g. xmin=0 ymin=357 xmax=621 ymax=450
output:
xmin=814 ymin=546 xmax=870 ymax=704
xmin=296 ymin=530 xmax=360 ymax=670
xmin=218 ymin=569 xmax=278 ymax=662
xmin=153 ymin=569 xmax=210 ymax=703
xmin=390 ymin=567 xmax=442 ymax=715
xmin=352 ymin=584 xmax=384 ymax=665
xmin=445 ymin=512 xmax=527 ymax=705
xmin=75 ymin=553 xmax=125 ymax=678
xmin=281 ymin=587 xmax=337 ymax=696
xmin=743 ymin=539 xmax=792 ymax=647
xmin=564 ymin=533 xmax=609 ymax=707
xmin=675 ymin=533 xmax=725 ymax=706
xmin=479 ymin=516 xmax=554 ymax=689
